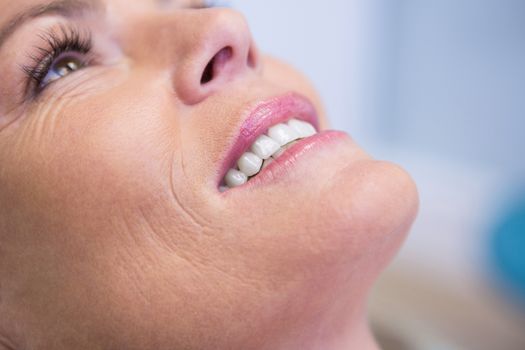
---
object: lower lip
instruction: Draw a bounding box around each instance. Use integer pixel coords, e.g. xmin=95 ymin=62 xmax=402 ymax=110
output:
xmin=235 ymin=130 xmax=350 ymax=190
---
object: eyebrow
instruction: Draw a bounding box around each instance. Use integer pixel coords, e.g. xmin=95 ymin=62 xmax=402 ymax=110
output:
xmin=0 ymin=0 xmax=103 ymax=52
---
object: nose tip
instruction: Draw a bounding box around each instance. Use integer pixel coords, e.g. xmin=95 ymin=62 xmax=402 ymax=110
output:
xmin=175 ymin=9 xmax=259 ymax=105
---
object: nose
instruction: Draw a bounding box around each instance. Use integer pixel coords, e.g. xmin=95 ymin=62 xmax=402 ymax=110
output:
xmin=169 ymin=9 xmax=260 ymax=105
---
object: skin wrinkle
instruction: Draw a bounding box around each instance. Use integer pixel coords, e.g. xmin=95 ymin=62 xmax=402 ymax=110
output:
xmin=105 ymin=212 xmax=175 ymax=313
xmin=38 ymin=68 xmax=109 ymax=103
xmin=0 ymin=94 xmax=30 ymax=130
xmin=33 ymin=95 xmax=69 ymax=146
xmin=0 ymin=113 xmax=20 ymax=133
xmin=122 ymin=200 xmax=218 ymax=286
xmin=172 ymin=124 xmax=215 ymax=229
xmin=27 ymin=63 xmax=117 ymax=130
xmin=115 ymin=247 xmax=154 ymax=307
xmin=133 ymin=203 xmax=201 ymax=262
xmin=107 ymin=220 xmax=171 ymax=313
xmin=6 ymin=92 xmax=71 ymax=164
xmin=137 ymin=193 xmax=268 ymax=294
xmin=0 ymin=337 xmax=15 ymax=350
xmin=137 ymin=205 xmax=171 ymax=250
xmin=119 ymin=208 xmax=161 ymax=267
xmin=168 ymin=152 xmax=212 ymax=230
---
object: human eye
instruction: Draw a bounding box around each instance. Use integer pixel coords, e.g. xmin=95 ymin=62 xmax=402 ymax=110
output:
xmin=21 ymin=25 xmax=94 ymax=96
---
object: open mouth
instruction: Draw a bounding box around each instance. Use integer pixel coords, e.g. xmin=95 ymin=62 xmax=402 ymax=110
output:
xmin=219 ymin=93 xmax=320 ymax=191
xmin=221 ymin=118 xmax=317 ymax=190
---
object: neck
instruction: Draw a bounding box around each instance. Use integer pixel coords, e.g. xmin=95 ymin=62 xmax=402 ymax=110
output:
xmin=242 ymin=290 xmax=380 ymax=350
xmin=231 ymin=263 xmax=383 ymax=350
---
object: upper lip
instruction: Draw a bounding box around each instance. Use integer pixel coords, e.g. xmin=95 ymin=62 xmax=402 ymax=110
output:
xmin=217 ymin=92 xmax=320 ymax=186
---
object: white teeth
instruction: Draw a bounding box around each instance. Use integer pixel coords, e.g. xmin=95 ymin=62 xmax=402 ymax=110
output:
xmin=287 ymin=119 xmax=316 ymax=138
xmin=221 ymin=119 xmax=318 ymax=190
xmin=251 ymin=135 xmax=281 ymax=160
xmin=237 ymin=152 xmax=263 ymax=177
xmin=225 ymin=169 xmax=248 ymax=188
xmin=267 ymin=123 xmax=300 ymax=146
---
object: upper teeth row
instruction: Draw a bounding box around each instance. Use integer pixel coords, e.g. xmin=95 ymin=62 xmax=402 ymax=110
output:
xmin=222 ymin=118 xmax=317 ymax=190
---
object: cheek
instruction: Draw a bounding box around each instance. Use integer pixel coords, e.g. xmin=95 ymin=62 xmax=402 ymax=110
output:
xmin=13 ymin=70 xmax=181 ymax=217
xmin=0 ymin=90 xmax=229 ymax=346
xmin=0 ymin=86 xmax=185 ymax=283
xmin=49 ymin=89 xmax=174 ymax=209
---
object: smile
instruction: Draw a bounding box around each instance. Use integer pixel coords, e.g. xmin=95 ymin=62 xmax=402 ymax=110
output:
xmin=222 ymin=118 xmax=317 ymax=190
xmin=218 ymin=93 xmax=321 ymax=191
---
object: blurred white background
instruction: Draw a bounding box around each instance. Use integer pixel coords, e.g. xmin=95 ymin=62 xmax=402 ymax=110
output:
xmin=231 ymin=1 xmax=525 ymax=349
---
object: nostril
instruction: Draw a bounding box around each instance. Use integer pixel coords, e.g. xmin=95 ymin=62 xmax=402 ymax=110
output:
xmin=201 ymin=58 xmax=214 ymax=84
xmin=200 ymin=46 xmax=233 ymax=85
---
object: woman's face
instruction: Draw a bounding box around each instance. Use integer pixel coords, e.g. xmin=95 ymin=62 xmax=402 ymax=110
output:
xmin=0 ymin=1 xmax=418 ymax=349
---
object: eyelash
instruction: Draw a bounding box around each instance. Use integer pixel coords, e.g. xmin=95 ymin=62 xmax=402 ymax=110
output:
xmin=19 ymin=3 xmax=228 ymax=97
xmin=21 ymin=25 xmax=93 ymax=96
